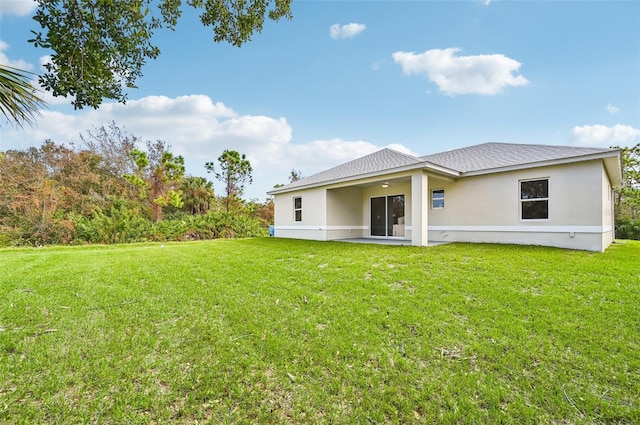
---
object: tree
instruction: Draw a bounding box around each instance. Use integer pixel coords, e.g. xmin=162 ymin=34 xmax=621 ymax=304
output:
xmin=0 ymin=145 xmax=61 ymax=243
xmin=0 ymin=140 xmax=108 ymax=244
xmin=124 ymin=141 xmax=185 ymax=221
xmin=80 ymin=122 xmax=138 ymax=177
xmin=614 ymin=143 xmax=640 ymax=220
xmin=289 ymin=169 xmax=303 ymax=183
xmin=245 ymin=198 xmax=274 ymax=225
xmin=205 ymin=150 xmax=252 ymax=212
xmin=0 ymin=65 xmax=46 ymax=128
xmin=29 ymin=0 xmax=292 ymax=109
xmin=79 ymin=122 xmax=141 ymax=200
xmin=180 ymin=176 xmax=216 ymax=215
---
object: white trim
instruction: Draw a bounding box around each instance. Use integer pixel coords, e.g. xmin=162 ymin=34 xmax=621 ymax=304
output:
xmin=326 ymin=226 xmax=368 ymax=231
xmin=429 ymin=225 xmax=612 ymax=234
xmin=276 ymin=225 xmax=614 ymax=235
xmin=276 ymin=225 xmax=611 ymax=233
xmin=275 ymin=225 xmax=368 ymax=231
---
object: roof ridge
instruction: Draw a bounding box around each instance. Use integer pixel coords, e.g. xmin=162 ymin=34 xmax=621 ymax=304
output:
xmin=473 ymin=141 xmax=613 ymax=151
xmin=421 ymin=142 xmax=614 ymax=158
xmin=300 ymin=147 xmax=421 ymax=181
xmin=382 ymin=147 xmax=423 ymax=162
xmin=270 ymin=147 xmax=423 ymax=193
xmin=421 ymin=142 xmax=617 ymax=173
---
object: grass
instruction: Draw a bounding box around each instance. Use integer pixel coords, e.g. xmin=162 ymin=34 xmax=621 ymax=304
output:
xmin=0 ymin=238 xmax=638 ymax=424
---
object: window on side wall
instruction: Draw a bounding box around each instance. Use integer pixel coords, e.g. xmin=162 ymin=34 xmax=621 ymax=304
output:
xmin=432 ymin=189 xmax=445 ymax=209
xmin=520 ymin=179 xmax=548 ymax=220
xmin=293 ymin=197 xmax=302 ymax=222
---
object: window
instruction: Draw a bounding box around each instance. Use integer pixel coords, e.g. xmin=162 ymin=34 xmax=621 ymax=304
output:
xmin=293 ymin=197 xmax=302 ymax=222
xmin=432 ymin=189 xmax=445 ymax=209
xmin=520 ymin=179 xmax=548 ymax=220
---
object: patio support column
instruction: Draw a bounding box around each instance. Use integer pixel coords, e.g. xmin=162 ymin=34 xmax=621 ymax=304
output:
xmin=411 ymin=170 xmax=429 ymax=246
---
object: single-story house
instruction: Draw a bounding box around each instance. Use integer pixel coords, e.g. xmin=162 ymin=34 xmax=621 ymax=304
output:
xmin=267 ymin=143 xmax=622 ymax=252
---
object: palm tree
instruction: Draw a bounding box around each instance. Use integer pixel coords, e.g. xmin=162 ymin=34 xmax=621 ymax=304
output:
xmin=180 ymin=176 xmax=216 ymax=215
xmin=0 ymin=65 xmax=46 ymax=128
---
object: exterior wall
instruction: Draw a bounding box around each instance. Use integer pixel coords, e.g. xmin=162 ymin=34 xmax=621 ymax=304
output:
xmin=428 ymin=160 xmax=612 ymax=251
xmin=273 ymin=187 xmax=328 ymax=240
xmin=326 ymin=187 xmax=365 ymax=239
xmin=601 ymin=165 xmax=615 ymax=248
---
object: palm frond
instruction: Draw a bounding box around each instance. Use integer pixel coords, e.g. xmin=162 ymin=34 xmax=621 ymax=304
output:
xmin=0 ymin=64 xmax=47 ymax=128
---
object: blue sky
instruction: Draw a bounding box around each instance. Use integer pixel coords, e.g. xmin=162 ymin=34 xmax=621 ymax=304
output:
xmin=1 ymin=0 xmax=639 ymax=200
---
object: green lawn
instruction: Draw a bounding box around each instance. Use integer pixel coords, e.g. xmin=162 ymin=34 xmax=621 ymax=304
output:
xmin=1 ymin=239 xmax=638 ymax=424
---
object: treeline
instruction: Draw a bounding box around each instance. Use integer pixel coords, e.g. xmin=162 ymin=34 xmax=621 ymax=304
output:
xmin=615 ymin=143 xmax=640 ymax=240
xmin=0 ymin=123 xmax=272 ymax=246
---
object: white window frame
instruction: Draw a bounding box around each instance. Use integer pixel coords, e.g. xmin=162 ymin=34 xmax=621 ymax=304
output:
xmin=293 ymin=196 xmax=302 ymax=222
xmin=431 ymin=189 xmax=445 ymax=209
xmin=519 ymin=178 xmax=549 ymax=221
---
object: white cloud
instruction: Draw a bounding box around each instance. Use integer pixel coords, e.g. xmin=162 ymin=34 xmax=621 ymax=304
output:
xmin=279 ymin=139 xmax=379 ymax=169
xmin=0 ymin=0 xmax=37 ymax=17
xmin=607 ymin=102 xmax=619 ymax=114
xmin=392 ymin=47 xmax=529 ymax=95
xmin=330 ymin=23 xmax=366 ymax=40
xmin=257 ymin=139 xmax=412 ymax=186
xmin=0 ymin=40 xmax=33 ymax=70
xmin=1 ymin=94 xmax=411 ymax=200
xmin=571 ymin=124 xmax=640 ymax=146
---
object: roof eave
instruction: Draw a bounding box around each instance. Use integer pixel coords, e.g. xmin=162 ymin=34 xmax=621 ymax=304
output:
xmin=603 ymin=152 xmax=623 ymax=188
xmin=267 ymin=162 xmax=460 ymax=195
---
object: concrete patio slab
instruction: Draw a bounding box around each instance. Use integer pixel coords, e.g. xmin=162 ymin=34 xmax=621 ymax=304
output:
xmin=335 ymin=238 xmax=450 ymax=247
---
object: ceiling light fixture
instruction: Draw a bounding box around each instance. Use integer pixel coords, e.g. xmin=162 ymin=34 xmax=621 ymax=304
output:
xmin=381 ymin=182 xmax=389 ymax=188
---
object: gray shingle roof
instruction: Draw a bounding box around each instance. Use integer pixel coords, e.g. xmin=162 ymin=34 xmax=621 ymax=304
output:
xmin=269 ymin=142 xmax=618 ymax=194
xmin=275 ymin=148 xmax=424 ymax=191
xmin=422 ymin=142 xmax=615 ymax=173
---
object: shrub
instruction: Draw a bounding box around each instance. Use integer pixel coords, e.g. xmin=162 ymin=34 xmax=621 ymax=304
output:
xmin=70 ymin=207 xmax=267 ymax=244
xmin=615 ymin=217 xmax=640 ymax=240
xmin=149 ymin=219 xmax=189 ymax=242
xmin=182 ymin=211 xmax=266 ymax=240
xmin=73 ymin=202 xmax=151 ymax=244
xmin=0 ymin=226 xmax=22 ymax=247
xmin=0 ymin=218 xmax=75 ymax=247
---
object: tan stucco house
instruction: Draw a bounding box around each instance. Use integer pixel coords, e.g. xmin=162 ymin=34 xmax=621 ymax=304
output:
xmin=268 ymin=143 xmax=622 ymax=252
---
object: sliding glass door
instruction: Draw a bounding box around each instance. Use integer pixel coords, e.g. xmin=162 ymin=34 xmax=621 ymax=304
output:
xmin=370 ymin=195 xmax=405 ymax=237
